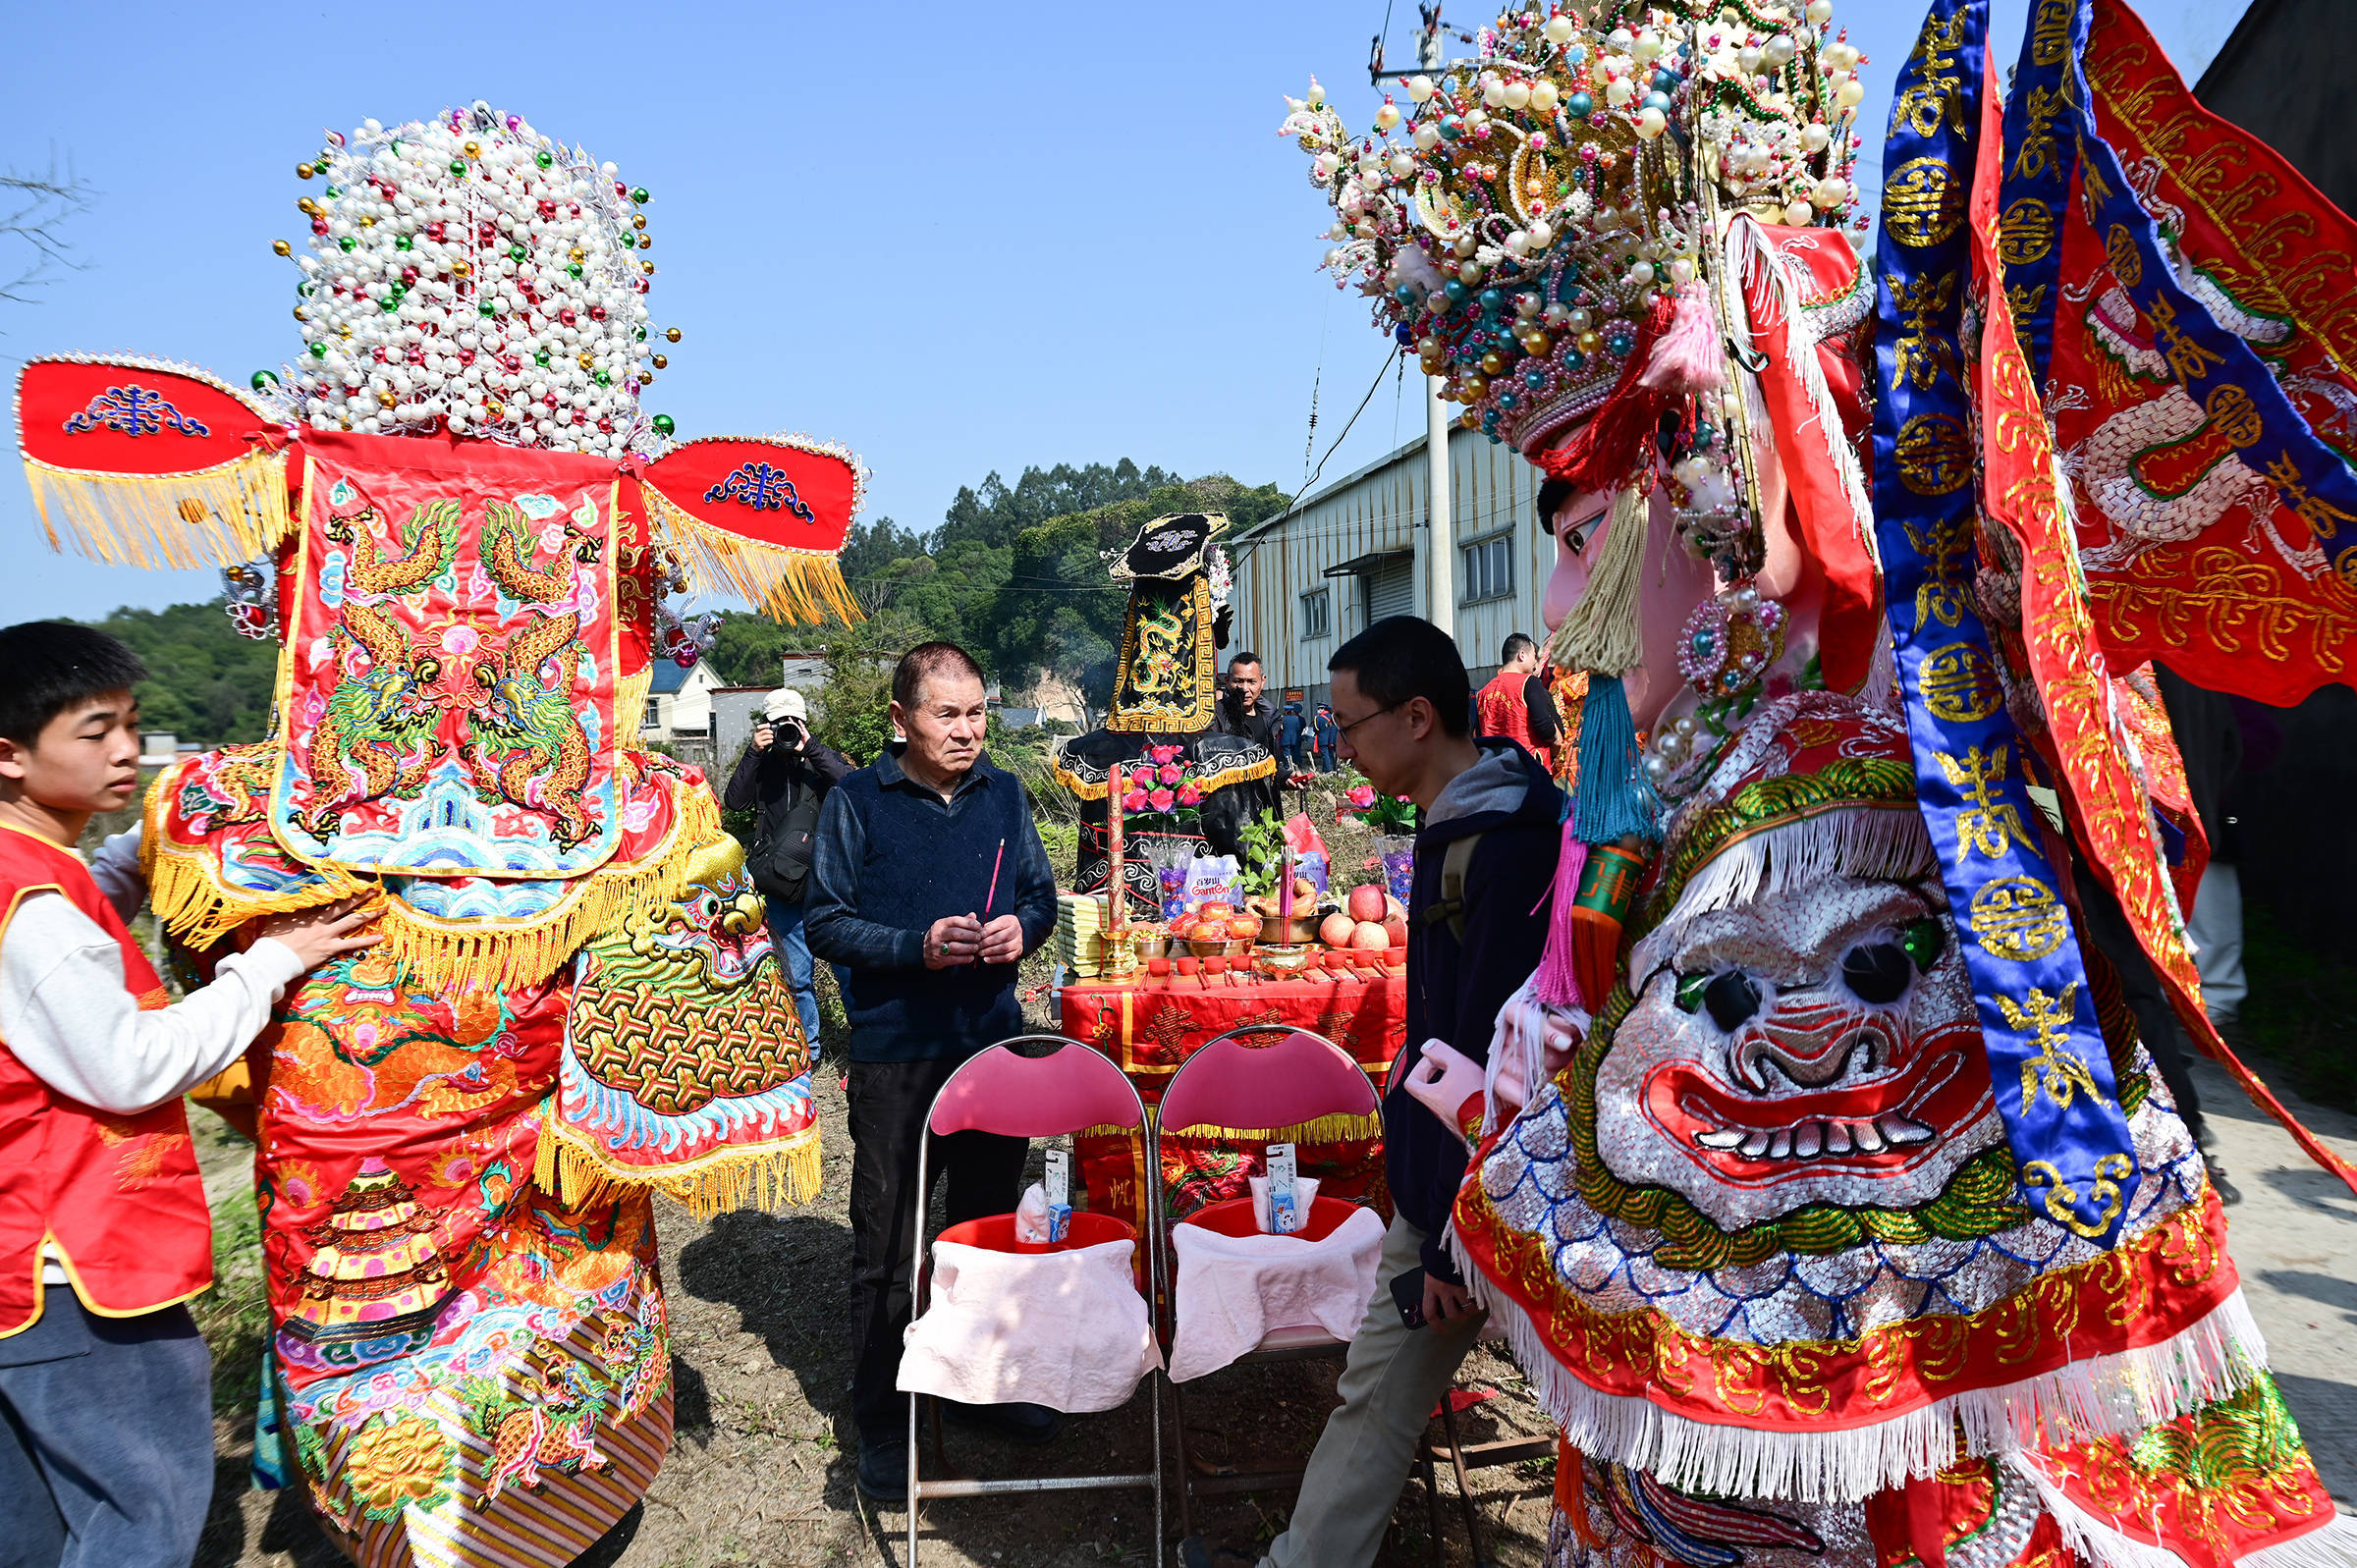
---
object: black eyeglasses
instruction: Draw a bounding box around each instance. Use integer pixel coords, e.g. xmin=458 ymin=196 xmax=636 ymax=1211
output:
xmin=1332 ymin=702 xmax=1402 ymax=741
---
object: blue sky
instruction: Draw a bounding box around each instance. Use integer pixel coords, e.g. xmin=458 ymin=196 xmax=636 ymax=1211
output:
xmin=0 ymin=0 xmax=2248 ymax=624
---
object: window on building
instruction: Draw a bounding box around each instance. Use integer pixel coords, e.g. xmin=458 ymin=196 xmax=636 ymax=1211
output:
xmin=1460 ymin=530 xmax=1514 ymax=605
xmin=1299 ymin=587 xmax=1332 ymax=640
xmin=644 ymin=696 xmax=662 ymax=730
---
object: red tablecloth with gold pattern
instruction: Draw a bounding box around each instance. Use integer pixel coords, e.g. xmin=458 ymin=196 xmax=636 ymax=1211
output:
xmin=1057 ymin=968 xmax=1408 ymax=1229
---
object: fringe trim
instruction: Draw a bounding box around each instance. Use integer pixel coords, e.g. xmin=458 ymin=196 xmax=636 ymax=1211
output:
xmin=616 ymin=666 xmax=655 ymax=740
xmin=25 ymin=447 xmax=294 ymax=568
xmin=640 ymin=480 xmax=863 ymax=624
xmin=1050 ymin=751 xmax=1279 ymax=803
xmin=535 ymin=1115 xmax=825 ymax=1219
xmin=1639 ymin=805 xmax=1935 ymax=964
xmin=2244 ymin=1516 xmax=2357 ymax=1568
xmin=145 ymin=761 xmax=724 ymax=992
xmin=2006 ymin=1456 xmax=2357 ymax=1568
xmin=1452 ymin=1221 xmax=2271 ymax=1504
xmin=1547 ymin=484 xmax=1650 ymax=676
xmin=1157 ymin=1112 xmax=1383 ymax=1144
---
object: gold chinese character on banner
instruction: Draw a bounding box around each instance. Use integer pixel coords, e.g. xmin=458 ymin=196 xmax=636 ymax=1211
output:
xmin=1997 ymin=983 xmax=2108 ymax=1115
xmin=1919 ymin=644 xmax=2005 ymax=723
xmin=1969 ymin=876 xmax=2068 ymax=961
xmin=1937 ymin=744 xmax=2032 ymax=862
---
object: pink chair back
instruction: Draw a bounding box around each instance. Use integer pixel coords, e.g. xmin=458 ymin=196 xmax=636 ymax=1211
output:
xmin=1157 ymin=1028 xmax=1379 ymax=1137
xmin=928 ymin=1036 xmax=1147 ymax=1139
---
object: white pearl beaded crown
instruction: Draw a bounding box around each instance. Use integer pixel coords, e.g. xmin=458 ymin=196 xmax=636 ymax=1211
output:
xmin=278 ymin=101 xmax=676 ymax=460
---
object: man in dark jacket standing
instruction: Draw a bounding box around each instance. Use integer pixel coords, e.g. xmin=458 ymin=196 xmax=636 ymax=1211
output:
xmin=1185 ymin=616 xmax=1562 ymax=1568
xmin=1213 ymin=650 xmax=1276 ymax=749
xmin=723 ymin=687 xmax=851 ymax=1058
xmin=805 ymin=642 xmax=1060 ymax=1504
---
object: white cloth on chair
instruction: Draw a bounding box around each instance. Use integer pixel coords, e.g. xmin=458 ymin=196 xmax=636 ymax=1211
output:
xmin=1166 ymin=1205 xmax=1387 ymax=1382
xmin=898 ymin=1236 xmax=1162 ymax=1413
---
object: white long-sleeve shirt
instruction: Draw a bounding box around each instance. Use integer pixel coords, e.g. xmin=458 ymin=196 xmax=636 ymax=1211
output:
xmin=1 ymin=827 xmax=305 ymax=1281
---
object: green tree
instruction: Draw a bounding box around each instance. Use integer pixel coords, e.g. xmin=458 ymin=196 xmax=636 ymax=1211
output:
xmin=84 ymin=600 xmax=281 ymax=748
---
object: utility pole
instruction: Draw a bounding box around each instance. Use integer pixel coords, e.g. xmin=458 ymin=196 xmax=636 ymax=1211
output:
xmin=1425 ymin=373 xmax=1454 ymax=641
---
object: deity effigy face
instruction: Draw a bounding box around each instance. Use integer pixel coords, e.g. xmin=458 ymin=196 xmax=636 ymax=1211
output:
xmin=1601 ymin=872 xmax=2000 ymax=1231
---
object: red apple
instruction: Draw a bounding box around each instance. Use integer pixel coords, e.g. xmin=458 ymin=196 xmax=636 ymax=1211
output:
xmin=1225 ymin=915 xmax=1260 ymax=941
xmin=1385 ymin=892 xmax=1407 ymax=923
xmin=1383 ymin=915 xmax=1408 ymax=948
xmin=1319 ymin=911 xmax=1357 ymax=948
xmin=1351 ymin=920 xmax=1392 ymax=950
xmin=1347 ymin=884 xmax=1389 ymax=923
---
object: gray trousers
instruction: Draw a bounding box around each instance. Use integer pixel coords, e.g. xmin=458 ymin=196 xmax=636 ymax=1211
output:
xmin=0 ymin=1294 xmax=213 ymax=1568
xmin=1261 ymin=1215 xmax=1483 ymax=1568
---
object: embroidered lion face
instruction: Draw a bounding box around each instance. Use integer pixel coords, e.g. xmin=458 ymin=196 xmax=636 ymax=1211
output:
xmin=1601 ymin=874 xmax=2000 ymax=1230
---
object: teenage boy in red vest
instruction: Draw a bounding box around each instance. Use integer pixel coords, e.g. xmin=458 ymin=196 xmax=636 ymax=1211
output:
xmin=0 ymin=622 xmax=378 ymax=1567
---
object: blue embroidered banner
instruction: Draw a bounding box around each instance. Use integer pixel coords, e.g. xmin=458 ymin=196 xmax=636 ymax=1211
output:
xmin=1996 ymin=0 xmax=2087 ymax=385
xmin=2004 ymin=0 xmax=2357 ymax=569
xmin=1872 ymin=0 xmax=2140 ymax=1246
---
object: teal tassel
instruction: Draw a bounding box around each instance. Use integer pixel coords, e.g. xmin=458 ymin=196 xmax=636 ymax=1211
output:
xmin=1571 ymin=674 xmax=1657 ymax=843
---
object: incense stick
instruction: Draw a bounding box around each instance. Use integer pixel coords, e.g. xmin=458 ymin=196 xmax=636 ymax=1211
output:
xmin=984 ymin=838 xmax=1006 ymax=914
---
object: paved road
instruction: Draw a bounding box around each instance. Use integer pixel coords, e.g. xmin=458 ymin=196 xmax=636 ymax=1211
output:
xmin=2188 ymin=1053 xmax=2357 ymax=1502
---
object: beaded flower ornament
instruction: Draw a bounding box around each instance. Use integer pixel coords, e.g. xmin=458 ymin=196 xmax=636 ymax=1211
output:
xmin=1280 ymin=0 xmax=1866 ymax=460
xmin=274 ymin=101 xmax=676 ymax=460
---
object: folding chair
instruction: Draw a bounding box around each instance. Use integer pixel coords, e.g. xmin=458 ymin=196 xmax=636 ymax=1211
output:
xmin=905 ymin=1034 xmax=1164 ymax=1565
xmin=1150 ymin=1024 xmax=1383 ymax=1540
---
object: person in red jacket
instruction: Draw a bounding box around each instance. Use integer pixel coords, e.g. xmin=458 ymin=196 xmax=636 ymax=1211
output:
xmin=0 ymin=622 xmax=376 ymax=1568
xmin=1472 ymin=631 xmax=1560 ymax=772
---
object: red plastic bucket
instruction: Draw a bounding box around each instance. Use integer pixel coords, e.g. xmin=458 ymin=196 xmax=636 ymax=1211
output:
xmin=937 ymin=1212 xmax=1143 ymax=1287
xmin=1178 ymin=1194 xmax=1361 ymax=1243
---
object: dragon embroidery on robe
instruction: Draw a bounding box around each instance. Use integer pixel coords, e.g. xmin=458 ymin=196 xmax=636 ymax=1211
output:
xmin=300 ymin=600 xmax=445 ymax=838
xmin=465 ymin=610 xmax=597 ymax=849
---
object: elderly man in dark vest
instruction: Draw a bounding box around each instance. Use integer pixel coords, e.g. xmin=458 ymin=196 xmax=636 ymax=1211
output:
xmin=804 ymin=640 xmax=1060 ymax=1504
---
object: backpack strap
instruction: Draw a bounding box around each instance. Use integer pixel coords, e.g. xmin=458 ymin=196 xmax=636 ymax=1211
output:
xmin=1415 ymin=832 xmax=1487 ymax=946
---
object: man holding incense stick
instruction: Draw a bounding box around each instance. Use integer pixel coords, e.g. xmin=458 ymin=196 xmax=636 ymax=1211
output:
xmin=805 ymin=640 xmax=1060 ymax=1503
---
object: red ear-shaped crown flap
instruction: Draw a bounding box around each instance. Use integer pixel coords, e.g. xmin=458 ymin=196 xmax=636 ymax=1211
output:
xmin=636 ymin=434 xmax=865 ymax=623
xmin=16 ymin=355 xmax=294 ymax=568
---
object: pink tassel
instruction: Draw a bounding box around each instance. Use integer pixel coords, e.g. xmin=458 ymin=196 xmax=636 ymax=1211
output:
xmin=1531 ymin=820 xmax=1590 ymax=1011
xmin=1637 ymin=281 xmax=1726 ymax=395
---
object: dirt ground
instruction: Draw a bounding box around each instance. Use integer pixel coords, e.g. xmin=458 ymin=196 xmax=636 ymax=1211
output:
xmin=191 ymin=1061 xmax=1561 ymax=1568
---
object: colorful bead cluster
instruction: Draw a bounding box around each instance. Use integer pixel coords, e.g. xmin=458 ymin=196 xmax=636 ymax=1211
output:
xmin=1281 ymin=0 xmax=1864 ymax=455
xmin=269 ymin=101 xmax=679 ymax=459
xmin=1676 ymin=582 xmax=1785 ymax=698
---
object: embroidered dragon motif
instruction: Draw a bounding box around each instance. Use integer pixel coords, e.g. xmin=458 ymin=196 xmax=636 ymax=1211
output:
xmin=465 ymin=610 xmax=596 ymax=847
xmin=325 ymin=500 xmax=461 ymax=597
xmin=299 ymin=601 xmax=444 ymax=838
xmin=482 ymin=499 xmax=599 ymax=606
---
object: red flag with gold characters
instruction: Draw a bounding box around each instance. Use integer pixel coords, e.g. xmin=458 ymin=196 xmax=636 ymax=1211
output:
xmin=1975 ymin=23 xmax=2357 ymax=1196
xmin=2049 ymin=0 xmax=2357 ymax=706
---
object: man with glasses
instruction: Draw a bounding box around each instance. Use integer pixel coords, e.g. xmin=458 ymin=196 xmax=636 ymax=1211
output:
xmin=1183 ymin=616 xmax=1565 ymax=1568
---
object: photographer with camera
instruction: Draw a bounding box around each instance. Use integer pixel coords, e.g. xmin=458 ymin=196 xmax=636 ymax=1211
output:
xmin=724 ymin=688 xmax=851 ymax=1060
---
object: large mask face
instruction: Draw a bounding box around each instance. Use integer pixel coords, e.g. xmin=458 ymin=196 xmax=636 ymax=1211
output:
xmin=1602 ymin=872 xmax=2000 ymax=1230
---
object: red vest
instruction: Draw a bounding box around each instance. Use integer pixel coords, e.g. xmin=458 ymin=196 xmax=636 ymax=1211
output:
xmin=0 ymin=823 xmax=212 ymax=1336
xmin=1475 ymin=670 xmax=1549 ymax=772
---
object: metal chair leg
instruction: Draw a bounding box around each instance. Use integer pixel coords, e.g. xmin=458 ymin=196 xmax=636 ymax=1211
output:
xmin=1172 ymin=1371 xmax=1196 ymax=1541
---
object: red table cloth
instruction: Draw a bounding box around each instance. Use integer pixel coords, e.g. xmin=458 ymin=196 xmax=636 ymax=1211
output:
xmin=1057 ymin=968 xmax=1408 ymax=1229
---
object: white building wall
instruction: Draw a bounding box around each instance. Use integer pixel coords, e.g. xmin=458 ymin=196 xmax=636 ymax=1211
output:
xmin=1232 ymin=428 xmax=1554 ymax=694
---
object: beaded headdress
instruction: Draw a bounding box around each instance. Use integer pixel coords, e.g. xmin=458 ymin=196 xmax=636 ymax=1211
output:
xmin=1281 ymin=0 xmax=1866 ymax=460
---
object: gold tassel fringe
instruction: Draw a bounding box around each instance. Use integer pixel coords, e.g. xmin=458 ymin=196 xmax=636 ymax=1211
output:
xmin=1155 ymin=1111 xmax=1385 ymax=1144
xmin=25 ymin=448 xmax=293 ymax=568
xmin=143 ymin=754 xmax=725 ymax=993
xmin=640 ymin=482 xmax=863 ymax=624
xmin=1546 ymin=483 xmax=1649 ymax=676
xmin=1051 ymin=749 xmax=1280 ymax=803
xmin=535 ymin=1115 xmax=825 ymax=1218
